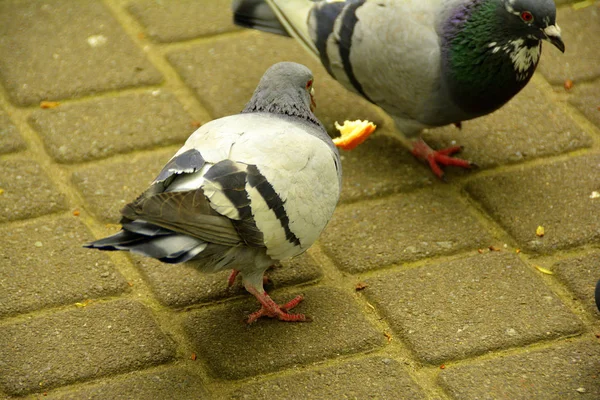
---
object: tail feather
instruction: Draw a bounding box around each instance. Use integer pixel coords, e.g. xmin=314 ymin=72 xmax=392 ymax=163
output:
xmin=232 ymin=0 xmax=290 ymax=36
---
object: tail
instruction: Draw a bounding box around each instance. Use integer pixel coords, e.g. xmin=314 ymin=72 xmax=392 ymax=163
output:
xmin=84 ymin=220 xmax=207 ymax=264
xmin=232 ymin=0 xmax=319 ymax=57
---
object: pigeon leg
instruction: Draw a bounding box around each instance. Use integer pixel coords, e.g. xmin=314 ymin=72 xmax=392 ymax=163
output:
xmin=411 ymin=138 xmax=472 ymax=179
xmin=245 ymin=286 xmax=307 ymax=324
xmin=227 ymin=269 xmax=240 ymax=287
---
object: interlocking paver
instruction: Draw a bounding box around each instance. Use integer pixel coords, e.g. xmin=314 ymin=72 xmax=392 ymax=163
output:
xmin=0 ymin=159 xmax=68 ymax=223
xmin=320 ymin=188 xmax=493 ymax=273
xmin=72 ymin=148 xmax=174 ymax=222
xmin=363 ymin=252 xmax=584 ymax=364
xmin=0 ymin=0 xmax=162 ymax=106
xmin=128 ymin=0 xmax=238 ymax=42
xmin=538 ymin=3 xmax=600 ymax=85
xmin=554 ymin=252 xmax=600 ymax=316
xmin=422 ymin=83 xmax=591 ymax=169
xmin=166 ymin=32 xmax=380 ymax=131
xmin=230 ymin=356 xmax=427 ymax=399
xmin=183 ymin=286 xmax=385 ymax=380
xmin=29 ymin=91 xmax=197 ymax=163
xmin=134 ymin=251 xmax=322 ymax=308
xmin=0 ymin=108 xmax=25 ymax=155
xmin=46 ymin=367 xmax=210 ymax=399
xmin=0 ymin=300 xmax=175 ymax=396
xmin=0 ymin=216 xmax=128 ymax=318
xmin=339 ymin=134 xmax=433 ymax=202
xmin=568 ymin=81 xmax=600 ymax=128
xmin=439 ymin=340 xmax=600 ymax=399
xmin=466 ymin=154 xmax=600 ymax=254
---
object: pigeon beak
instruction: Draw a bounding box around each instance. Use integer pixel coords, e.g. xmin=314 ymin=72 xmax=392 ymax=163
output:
xmin=543 ymin=24 xmax=565 ymax=53
xmin=310 ymin=87 xmax=316 ymax=111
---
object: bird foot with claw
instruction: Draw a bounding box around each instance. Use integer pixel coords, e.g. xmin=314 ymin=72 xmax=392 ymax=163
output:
xmin=411 ymin=139 xmax=473 ymax=179
xmin=246 ymin=291 xmax=309 ymax=324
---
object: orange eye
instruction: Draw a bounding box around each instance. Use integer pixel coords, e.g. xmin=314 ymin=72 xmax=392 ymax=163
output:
xmin=520 ymin=11 xmax=533 ymax=22
xmin=306 ymin=79 xmax=313 ymax=89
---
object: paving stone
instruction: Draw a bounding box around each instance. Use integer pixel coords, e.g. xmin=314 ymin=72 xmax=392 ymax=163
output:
xmin=46 ymin=367 xmax=210 ymax=399
xmin=134 ymin=251 xmax=322 ymax=308
xmin=0 ymin=159 xmax=68 ymax=223
xmin=0 ymin=0 xmax=162 ymax=106
xmin=166 ymin=32 xmax=381 ymax=132
xmin=466 ymin=154 xmax=600 ymax=254
xmin=554 ymin=252 xmax=600 ymax=316
xmin=0 ymin=216 xmax=128 ymax=318
xmin=339 ymin=134 xmax=434 ymax=203
xmin=0 ymin=108 xmax=25 ymax=155
xmin=538 ymin=3 xmax=600 ymax=85
xmin=230 ymin=356 xmax=426 ymax=400
xmin=0 ymin=299 xmax=175 ymax=396
xmin=439 ymin=340 xmax=600 ymax=400
xmin=363 ymin=252 xmax=584 ymax=364
xmin=128 ymin=0 xmax=238 ymax=42
xmin=184 ymin=286 xmax=385 ymax=380
xmin=72 ymin=148 xmax=174 ymax=222
xmin=320 ymin=188 xmax=493 ymax=274
xmin=421 ymin=83 xmax=591 ymax=170
xmin=568 ymin=81 xmax=600 ymax=129
xmin=29 ymin=91 xmax=196 ymax=163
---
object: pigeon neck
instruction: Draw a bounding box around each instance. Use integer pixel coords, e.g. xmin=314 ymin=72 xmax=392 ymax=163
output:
xmin=441 ymin=0 xmax=540 ymax=116
xmin=242 ymin=88 xmax=324 ymax=128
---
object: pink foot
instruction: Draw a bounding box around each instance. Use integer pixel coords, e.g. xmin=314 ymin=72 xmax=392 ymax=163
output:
xmin=411 ymin=139 xmax=473 ymax=180
xmin=245 ymin=288 xmax=308 ymax=324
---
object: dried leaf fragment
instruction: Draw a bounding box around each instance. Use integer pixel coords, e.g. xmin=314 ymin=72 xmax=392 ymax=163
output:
xmin=40 ymin=101 xmax=60 ymax=109
xmin=384 ymin=332 xmax=392 ymax=343
xmin=191 ymin=353 xmax=197 ymax=361
xmin=72 ymin=209 xmax=80 ymax=216
xmin=535 ymin=265 xmax=553 ymax=275
xmin=536 ymin=226 xmax=545 ymax=237
xmin=564 ymin=79 xmax=574 ymax=90
xmin=355 ymin=282 xmax=368 ymax=291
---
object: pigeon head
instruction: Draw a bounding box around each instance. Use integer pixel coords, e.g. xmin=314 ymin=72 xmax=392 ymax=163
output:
xmin=499 ymin=0 xmax=564 ymax=53
xmin=242 ymin=62 xmax=322 ymax=127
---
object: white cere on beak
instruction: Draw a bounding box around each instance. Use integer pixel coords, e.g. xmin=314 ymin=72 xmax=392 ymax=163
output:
xmin=544 ymin=24 xmax=561 ymax=38
xmin=310 ymin=87 xmax=315 ymax=96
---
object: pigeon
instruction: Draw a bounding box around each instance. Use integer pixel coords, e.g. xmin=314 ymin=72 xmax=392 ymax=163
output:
xmin=84 ymin=62 xmax=342 ymax=323
xmin=232 ymin=0 xmax=565 ymax=178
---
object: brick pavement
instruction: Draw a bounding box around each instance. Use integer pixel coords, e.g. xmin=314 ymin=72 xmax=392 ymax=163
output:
xmin=0 ymin=1 xmax=598 ymax=399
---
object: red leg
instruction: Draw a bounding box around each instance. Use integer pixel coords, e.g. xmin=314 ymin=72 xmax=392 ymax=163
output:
xmin=245 ymin=287 xmax=308 ymax=324
xmin=227 ymin=269 xmax=240 ymax=287
xmin=411 ymin=139 xmax=472 ymax=179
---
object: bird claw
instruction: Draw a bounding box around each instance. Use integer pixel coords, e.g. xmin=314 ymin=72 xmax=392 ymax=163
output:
xmin=411 ymin=139 xmax=472 ymax=179
xmin=245 ymin=293 xmax=308 ymax=324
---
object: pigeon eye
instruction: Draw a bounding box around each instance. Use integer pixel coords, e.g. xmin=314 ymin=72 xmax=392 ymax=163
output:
xmin=520 ymin=11 xmax=534 ymax=23
xmin=306 ymin=79 xmax=313 ymax=89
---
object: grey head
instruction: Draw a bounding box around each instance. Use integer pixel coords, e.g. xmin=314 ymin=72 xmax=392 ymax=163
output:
xmin=441 ymin=0 xmax=564 ymax=118
xmin=242 ymin=61 xmax=323 ymax=128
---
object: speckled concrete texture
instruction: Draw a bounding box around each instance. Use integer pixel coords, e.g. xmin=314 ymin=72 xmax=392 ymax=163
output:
xmin=0 ymin=1 xmax=599 ymax=399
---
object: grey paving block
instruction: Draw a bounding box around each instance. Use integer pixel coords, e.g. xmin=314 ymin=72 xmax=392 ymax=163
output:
xmin=439 ymin=340 xmax=600 ymax=400
xmin=128 ymin=0 xmax=238 ymax=42
xmin=166 ymin=32 xmax=381 ymax=131
xmin=320 ymin=188 xmax=493 ymax=274
xmin=0 ymin=0 xmax=162 ymax=106
xmin=538 ymin=4 xmax=600 ymax=85
xmin=72 ymin=148 xmax=174 ymax=222
xmin=184 ymin=286 xmax=385 ymax=380
xmin=46 ymin=367 xmax=210 ymax=400
xmin=134 ymin=251 xmax=322 ymax=308
xmin=421 ymin=83 xmax=591 ymax=170
xmin=554 ymin=252 xmax=600 ymax=316
xmin=363 ymin=252 xmax=584 ymax=364
xmin=0 ymin=108 xmax=25 ymax=155
xmin=568 ymin=81 xmax=600 ymax=129
xmin=466 ymin=154 xmax=600 ymax=254
xmin=29 ymin=91 xmax=197 ymax=163
xmin=230 ymin=356 xmax=426 ymax=400
xmin=0 ymin=300 xmax=175 ymax=396
xmin=0 ymin=216 xmax=128 ymax=318
xmin=0 ymin=159 xmax=68 ymax=223
xmin=339 ymin=134 xmax=434 ymax=203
